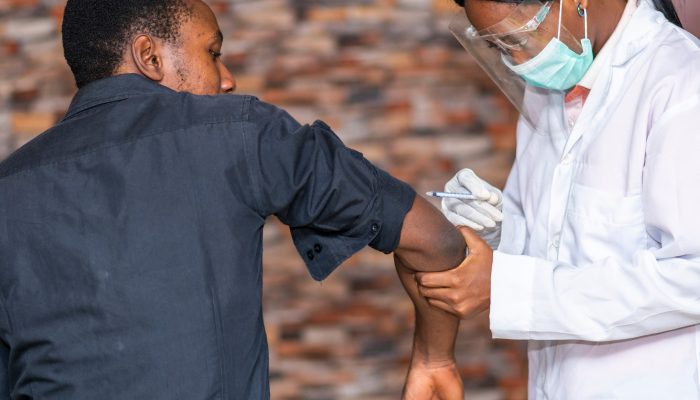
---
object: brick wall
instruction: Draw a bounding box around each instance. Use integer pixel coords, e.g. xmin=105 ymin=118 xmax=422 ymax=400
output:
xmin=0 ymin=1 xmax=525 ymax=399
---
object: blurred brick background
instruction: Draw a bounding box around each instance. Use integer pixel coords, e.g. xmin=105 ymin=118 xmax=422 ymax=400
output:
xmin=0 ymin=0 xmax=525 ymax=398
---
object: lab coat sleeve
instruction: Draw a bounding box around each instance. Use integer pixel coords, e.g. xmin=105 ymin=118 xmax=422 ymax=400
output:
xmin=496 ymin=117 xmax=529 ymax=257
xmin=490 ymin=95 xmax=700 ymax=342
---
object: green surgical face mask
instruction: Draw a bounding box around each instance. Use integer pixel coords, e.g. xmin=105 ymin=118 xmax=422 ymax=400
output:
xmin=503 ymin=3 xmax=594 ymax=91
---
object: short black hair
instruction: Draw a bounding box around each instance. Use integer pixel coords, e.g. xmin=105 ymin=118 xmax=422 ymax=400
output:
xmin=62 ymin=0 xmax=193 ymax=88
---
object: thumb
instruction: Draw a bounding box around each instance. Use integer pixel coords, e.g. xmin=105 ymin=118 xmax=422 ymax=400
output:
xmin=458 ymin=226 xmax=488 ymax=252
xmin=456 ymin=169 xmax=491 ymax=201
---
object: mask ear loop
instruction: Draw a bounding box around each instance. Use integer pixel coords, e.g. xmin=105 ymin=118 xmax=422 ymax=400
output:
xmin=557 ymin=0 xmax=564 ymax=40
xmin=561 ymin=2 xmax=589 ymax=40
xmin=577 ymin=2 xmax=589 ymax=39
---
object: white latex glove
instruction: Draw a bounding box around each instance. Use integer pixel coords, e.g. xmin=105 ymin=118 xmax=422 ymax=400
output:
xmin=441 ymin=169 xmax=504 ymax=249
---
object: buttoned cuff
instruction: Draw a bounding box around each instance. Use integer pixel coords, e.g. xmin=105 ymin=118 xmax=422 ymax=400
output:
xmin=291 ymin=168 xmax=415 ymax=282
xmin=489 ymin=251 xmax=537 ymax=340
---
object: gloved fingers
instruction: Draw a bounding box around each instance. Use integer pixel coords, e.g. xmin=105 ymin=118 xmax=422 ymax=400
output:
xmin=482 ymin=181 xmax=504 ymax=207
xmin=469 ymin=200 xmax=504 ymax=222
xmin=441 ymin=197 xmax=451 ymax=216
xmin=442 ymin=197 xmax=462 ymax=214
xmin=445 ymin=212 xmax=484 ymax=231
xmin=453 ymin=202 xmax=497 ymax=229
xmin=470 ymin=176 xmax=503 ymax=207
xmin=450 ymin=169 xmax=503 ymax=207
xmin=444 ymin=197 xmax=501 ymax=227
xmin=444 ymin=176 xmax=474 ymax=197
xmin=487 ymin=191 xmax=501 ymax=207
xmin=454 ymin=169 xmax=493 ymax=201
xmin=443 ymin=197 xmax=477 ymax=220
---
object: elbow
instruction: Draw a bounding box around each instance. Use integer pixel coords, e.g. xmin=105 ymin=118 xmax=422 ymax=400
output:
xmin=410 ymin=225 xmax=466 ymax=272
xmin=394 ymin=195 xmax=467 ymax=272
xmin=440 ymin=226 xmax=467 ymax=270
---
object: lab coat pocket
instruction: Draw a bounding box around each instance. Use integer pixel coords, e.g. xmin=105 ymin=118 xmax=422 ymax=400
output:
xmin=499 ymin=212 xmax=527 ymax=255
xmin=562 ymin=183 xmax=646 ymax=265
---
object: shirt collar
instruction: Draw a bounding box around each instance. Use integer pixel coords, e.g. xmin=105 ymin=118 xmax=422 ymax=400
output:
xmin=62 ymin=74 xmax=175 ymax=121
xmin=611 ymin=0 xmax=667 ymax=66
xmin=578 ymin=0 xmax=638 ymax=88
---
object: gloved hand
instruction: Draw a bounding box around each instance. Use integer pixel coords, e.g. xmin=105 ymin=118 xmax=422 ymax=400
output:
xmin=441 ymin=168 xmax=504 ymax=249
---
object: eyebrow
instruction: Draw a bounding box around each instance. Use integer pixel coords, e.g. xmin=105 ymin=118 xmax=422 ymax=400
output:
xmin=213 ymin=30 xmax=223 ymax=43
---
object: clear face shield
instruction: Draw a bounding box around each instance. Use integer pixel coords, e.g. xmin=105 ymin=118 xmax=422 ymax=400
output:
xmin=449 ymin=0 xmax=585 ymax=129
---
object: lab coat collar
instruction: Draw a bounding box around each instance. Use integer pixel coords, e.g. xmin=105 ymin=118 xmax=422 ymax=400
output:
xmin=578 ymin=0 xmax=637 ymax=88
xmin=559 ymin=1 xmax=664 ymax=156
xmin=611 ymin=0 xmax=666 ymax=67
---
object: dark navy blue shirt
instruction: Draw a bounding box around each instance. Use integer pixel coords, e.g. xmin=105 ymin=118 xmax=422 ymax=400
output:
xmin=0 ymin=74 xmax=415 ymax=399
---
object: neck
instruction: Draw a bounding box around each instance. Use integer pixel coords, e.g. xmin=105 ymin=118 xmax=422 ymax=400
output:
xmin=590 ymin=0 xmax=628 ymax=55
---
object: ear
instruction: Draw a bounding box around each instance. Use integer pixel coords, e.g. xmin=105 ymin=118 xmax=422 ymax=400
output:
xmin=130 ymin=34 xmax=165 ymax=82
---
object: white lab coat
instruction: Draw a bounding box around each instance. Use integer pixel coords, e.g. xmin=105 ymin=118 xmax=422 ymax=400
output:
xmin=490 ymin=1 xmax=700 ymax=398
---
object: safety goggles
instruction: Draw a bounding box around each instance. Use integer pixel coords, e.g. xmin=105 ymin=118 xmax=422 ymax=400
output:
xmin=449 ymin=0 xmax=583 ymax=129
xmin=472 ymin=1 xmax=554 ymax=54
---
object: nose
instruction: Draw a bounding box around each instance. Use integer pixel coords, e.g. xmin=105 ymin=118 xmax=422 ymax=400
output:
xmin=219 ymin=62 xmax=236 ymax=94
xmin=509 ymin=50 xmax=530 ymax=66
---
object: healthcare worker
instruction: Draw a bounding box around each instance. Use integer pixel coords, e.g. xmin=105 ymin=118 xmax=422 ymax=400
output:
xmin=416 ymin=0 xmax=700 ymax=398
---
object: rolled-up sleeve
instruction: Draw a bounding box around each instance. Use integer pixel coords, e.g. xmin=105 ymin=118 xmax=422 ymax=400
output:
xmin=241 ymin=98 xmax=415 ymax=280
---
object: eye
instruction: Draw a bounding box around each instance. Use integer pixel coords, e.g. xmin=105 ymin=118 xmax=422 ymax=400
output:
xmin=209 ymin=50 xmax=222 ymax=61
xmin=502 ymin=33 xmax=528 ymax=49
xmin=486 ymin=41 xmax=513 ymax=57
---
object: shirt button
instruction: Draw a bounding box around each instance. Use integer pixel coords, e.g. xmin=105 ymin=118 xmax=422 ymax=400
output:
xmin=314 ymin=244 xmax=322 ymax=253
xmin=561 ymin=154 xmax=574 ymax=165
xmin=370 ymin=223 xmax=379 ymax=234
xmin=307 ymin=250 xmax=315 ymax=260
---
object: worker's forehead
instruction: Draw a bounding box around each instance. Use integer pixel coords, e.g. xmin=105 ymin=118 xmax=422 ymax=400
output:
xmin=464 ymin=0 xmax=520 ymax=31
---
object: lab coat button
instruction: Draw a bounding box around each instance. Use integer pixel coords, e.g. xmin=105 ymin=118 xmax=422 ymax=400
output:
xmin=562 ymin=155 xmax=573 ymax=165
